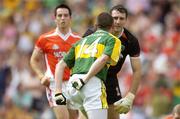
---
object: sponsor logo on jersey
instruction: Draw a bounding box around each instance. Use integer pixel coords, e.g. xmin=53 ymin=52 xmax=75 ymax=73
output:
xmin=52 ymin=44 xmax=67 ymax=61
xmin=52 ymin=44 xmax=59 ymax=50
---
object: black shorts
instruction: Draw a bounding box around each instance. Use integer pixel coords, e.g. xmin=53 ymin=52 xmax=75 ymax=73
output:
xmin=105 ymin=76 xmax=122 ymax=105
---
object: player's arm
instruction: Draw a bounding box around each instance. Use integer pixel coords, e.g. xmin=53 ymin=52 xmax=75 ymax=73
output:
xmin=55 ymin=59 xmax=67 ymax=93
xmin=114 ymin=35 xmax=141 ymax=114
xmin=54 ymin=46 xmax=75 ymax=105
xmin=54 ymin=59 xmax=67 ymax=105
xmin=129 ymin=57 xmax=141 ymax=95
xmin=71 ymin=54 xmax=110 ymax=90
xmin=83 ymin=54 xmax=110 ymax=83
xmin=83 ymin=35 xmax=121 ymax=82
xmin=114 ymin=57 xmax=141 ymax=114
xmin=30 ymin=48 xmax=45 ymax=80
xmin=30 ymin=48 xmax=50 ymax=87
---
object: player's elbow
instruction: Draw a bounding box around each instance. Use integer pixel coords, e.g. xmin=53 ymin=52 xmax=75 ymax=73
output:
xmin=56 ymin=60 xmax=67 ymax=70
xmin=101 ymin=54 xmax=110 ymax=63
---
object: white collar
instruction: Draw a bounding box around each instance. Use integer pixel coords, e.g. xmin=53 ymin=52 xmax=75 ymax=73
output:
xmin=55 ymin=28 xmax=72 ymax=41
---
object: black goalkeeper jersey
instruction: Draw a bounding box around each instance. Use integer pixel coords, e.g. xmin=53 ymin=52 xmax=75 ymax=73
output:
xmin=107 ymin=28 xmax=140 ymax=77
xmin=83 ymin=27 xmax=140 ymax=76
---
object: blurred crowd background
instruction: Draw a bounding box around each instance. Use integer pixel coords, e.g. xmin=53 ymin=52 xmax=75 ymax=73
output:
xmin=0 ymin=0 xmax=179 ymax=119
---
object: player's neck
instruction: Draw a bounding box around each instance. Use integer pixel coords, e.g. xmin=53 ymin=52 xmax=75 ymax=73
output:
xmin=58 ymin=27 xmax=70 ymax=35
xmin=113 ymin=27 xmax=122 ymax=36
xmin=114 ymin=28 xmax=124 ymax=37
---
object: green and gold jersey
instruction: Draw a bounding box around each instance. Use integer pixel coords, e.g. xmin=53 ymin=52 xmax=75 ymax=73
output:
xmin=63 ymin=29 xmax=121 ymax=81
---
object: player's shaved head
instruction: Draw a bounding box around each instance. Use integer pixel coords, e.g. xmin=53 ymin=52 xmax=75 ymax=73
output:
xmin=96 ymin=12 xmax=113 ymax=31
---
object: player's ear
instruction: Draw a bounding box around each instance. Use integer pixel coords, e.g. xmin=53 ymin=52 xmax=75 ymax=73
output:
xmin=53 ymin=15 xmax=57 ymax=24
xmin=109 ymin=27 xmax=113 ymax=33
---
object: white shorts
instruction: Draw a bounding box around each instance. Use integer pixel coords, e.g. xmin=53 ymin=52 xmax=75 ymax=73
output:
xmin=64 ymin=74 xmax=108 ymax=112
xmin=45 ymin=78 xmax=69 ymax=107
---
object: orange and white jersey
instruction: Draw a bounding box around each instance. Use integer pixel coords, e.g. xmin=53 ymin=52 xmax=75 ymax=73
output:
xmin=35 ymin=28 xmax=81 ymax=81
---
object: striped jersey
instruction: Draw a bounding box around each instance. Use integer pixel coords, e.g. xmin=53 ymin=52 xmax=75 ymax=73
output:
xmin=35 ymin=28 xmax=80 ymax=81
xmin=64 ymin=29 xmax=121 ymax=81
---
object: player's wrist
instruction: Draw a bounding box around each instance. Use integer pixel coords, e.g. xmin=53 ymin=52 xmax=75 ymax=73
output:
xmin=79 ymin=78 xmax=85 ymax=85
xmin=55 ymin=92 xmax=62 ymax=96
xmin=54 ymin=92 xmax=66 ymax=105
xmin=55 ymin=89 xmax=62 ymax=94
xmin=38 ymin=74 xmax=44 ymax=81
xmin=72 ymin=78 xmax=85 ymax=90
xmin=126 ymin=92 xmax=135 ymax=101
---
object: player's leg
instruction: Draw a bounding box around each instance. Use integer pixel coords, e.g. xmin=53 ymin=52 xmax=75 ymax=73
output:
xmin=53 ymin=106 xmax=69 ymax=119
xmin=68 ymin=109 xmax=79 ymax=119
xmin=105 ymin=76 xmax=122 ymax=119
xmin=108 ymin=104 xmax=120 ymax=119
xmin=46 ymin=86 xmax=69 ymax=119
xmin=78 ymin=108 xmax=88 ymax=119
xmin=87 ymin=109 xmax=107 ymax=119
xmin=64 ymin=79 xmax=85 ymax=119
xmin=78 ymin=75 xmax=108 ymax=119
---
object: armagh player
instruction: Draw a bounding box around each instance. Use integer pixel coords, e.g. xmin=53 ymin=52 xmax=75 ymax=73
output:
xmin=54 ymin=12 xmax=121 ymax=119
xmin=30 ymin=4 xmax=80 ymax=119
xmin=83 ymin=5 xmax=142 ymax=119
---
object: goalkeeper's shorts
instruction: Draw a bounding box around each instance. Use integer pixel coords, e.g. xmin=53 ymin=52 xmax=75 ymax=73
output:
xmin=105 ymin=76 xmax=122 ymax=105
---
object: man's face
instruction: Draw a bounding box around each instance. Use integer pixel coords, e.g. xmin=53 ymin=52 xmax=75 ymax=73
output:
xmin=55 ymin=8 xmax=71 ymax=29
xmin=111 ymin=10 xmax=127 ymax=33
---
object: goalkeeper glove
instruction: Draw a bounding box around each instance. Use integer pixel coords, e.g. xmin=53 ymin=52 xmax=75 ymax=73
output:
xmin=114 ymin=92 xmax=135 ymax=114
xmin=72 ymin=78 xmax=85 ymax=90
xmin=54 ymin=92 xmax=66 ymax=105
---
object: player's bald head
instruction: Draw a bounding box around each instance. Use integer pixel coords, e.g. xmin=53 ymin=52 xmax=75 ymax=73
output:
xmin=96 ymin=12 xmax=113 ymax=31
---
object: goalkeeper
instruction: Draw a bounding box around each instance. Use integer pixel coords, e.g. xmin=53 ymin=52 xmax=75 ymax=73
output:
xmin=83 ymin=5 xmax=142 ymax=119
xmin=54 ymin=12 xmax=121 ymax=119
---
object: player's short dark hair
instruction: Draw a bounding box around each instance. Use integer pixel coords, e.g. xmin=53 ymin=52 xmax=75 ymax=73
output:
xmin=110 ymin=4 xmax=128 ymax=18
xmin=54 ymin=4 xmax=72 ymax=17
xmin=96 ymin=12 xmax=113 ymax=31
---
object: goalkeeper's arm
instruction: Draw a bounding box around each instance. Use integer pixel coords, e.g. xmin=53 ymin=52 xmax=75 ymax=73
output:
xmin=114 ymin=57 xmax=141 ymax=114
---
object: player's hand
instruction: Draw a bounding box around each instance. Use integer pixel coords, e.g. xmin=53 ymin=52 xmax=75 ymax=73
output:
xmin=54 ymin=92 xmax=66 ymax=105
xmin=114 ymin=92 xmax=135 ymax=114
xmin=71 ymin=78 xmax=85 ymax=90
xmin=40 ymin=76 xmax=50 ymax=87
